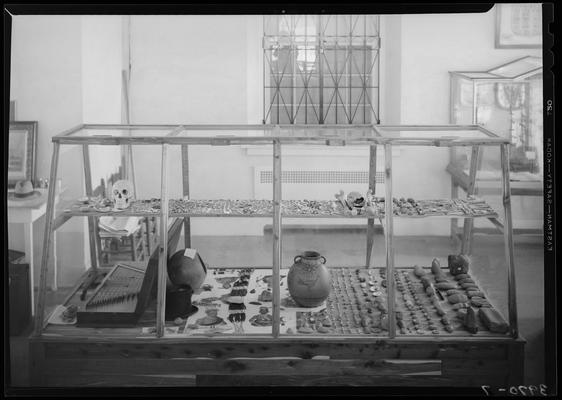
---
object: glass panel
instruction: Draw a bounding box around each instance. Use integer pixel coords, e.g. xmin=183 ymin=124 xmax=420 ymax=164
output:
xmin=457 ymin=72 xmax=501 ymax=79
xmin=67 ymin=127 xmax=176 ymax=137
xmin=54 ymin=143 xmax=163 ymax=214
xmin=182 ymin=126 xmax=378 ymax=143
xmin=277 ymin=127 xmax=375 ymax=141
xmin=391 ymin=145 xmax=509 ymax=337
xmin=52 ymin=144 xmax=91 ymax=222
xmin=527 ymin=73 xmax=543 ymax=178
xmin=376 ymin=128 xmax=491 ymax=140
xmin=44 ymin=143 xmax=164 ymax=337
xmin=177 ymin=129 xmax=269 ymax=139
xmin=164 ymin=144 xmax=274 ymax=337
xmin=470 ymin=146 xmax=510 ymax=335
xmin=451 ymin=76 xmax=475 ymax=126
xmin=488 ymin=56 xmax=542 ymax=79
xmin=278 ymin=145 xmax=388 ymax=337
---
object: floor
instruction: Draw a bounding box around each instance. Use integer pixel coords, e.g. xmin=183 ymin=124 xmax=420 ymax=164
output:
xmin=8 ymin=231 xmax=544 ymax=387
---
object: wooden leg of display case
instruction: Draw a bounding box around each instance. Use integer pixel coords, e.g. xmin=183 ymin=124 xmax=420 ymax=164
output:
xmin=51 ymin=232 xmax=58 ymax=291
xmin=450 ymin=147 xmax=459 ymax=245
xmin=28 ymin=340 xmax=47 ymax=386
xmin=181 ymin=144 xmax=191 ymax=249
xmin=461 ymin=145 xmax=480 ymax=255
xmin=507 ymin=341 xmax=525 ymax=386
xmin=82 ymin=145 xmax=100 ymax=272
xmin=384 ymin=144 xmax=396 ymax=338
xmin=156 ymin=144 xmax=170 ymax=337
xmin=127 ymin=144 xmax=138 ymax=199
xmin=22 ymin=223 xmax=36 ymax=315
xmin=450 ymin=177 xmax=460 ymax=246
xmin=366 ymin=144 xmax=377 ymax=268
xmin=183 ymin=218 xmax=191 ymax=249
xmin=272 ymin=139 xmax=282 ymax=338
xmin=366 ymin=220 xmax=376 ymax=268
xmin=501 ymin=144 xmax=519 ymax=338
xmin=32 ymin=143 xmax=60 ymax=337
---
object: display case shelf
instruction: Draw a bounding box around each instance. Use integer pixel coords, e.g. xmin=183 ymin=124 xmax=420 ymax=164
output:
xmin=55 ymin=197 xmax=499 ymax=220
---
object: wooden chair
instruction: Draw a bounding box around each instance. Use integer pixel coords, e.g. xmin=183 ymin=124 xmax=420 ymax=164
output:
xmin=92 ymin=172 xmax=157 ymax=265
xmin=99 ymin=219 xmax=147 ymax=264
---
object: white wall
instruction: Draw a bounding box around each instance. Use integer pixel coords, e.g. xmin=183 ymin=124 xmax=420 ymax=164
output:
xmin=9 ymin=16 xmax=86 ymax=287
xmin=9 ymin=16 xmax=125 ymax=287
xmin=81 ymin=16 xmax=124 ymax=191
xmin=380 ymin=15 xmax=402 ymax=125
xmin=400 ymin=9 xmax=542 ymax=125
xmin=396 ymin=7 xmax=543 ymax=233
xmin=9 ymin=16 xmax=84 ymax=185
xmin=128 ymin=16 xmax=265 ymax=235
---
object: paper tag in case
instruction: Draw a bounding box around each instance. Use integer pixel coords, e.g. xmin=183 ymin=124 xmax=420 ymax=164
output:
xmin=184 ymin=248 xmax=197 ymax=259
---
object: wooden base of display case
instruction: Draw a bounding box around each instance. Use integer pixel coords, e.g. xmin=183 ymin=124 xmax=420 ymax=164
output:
xmin=29 ymin=336 xmax=525 ymax=387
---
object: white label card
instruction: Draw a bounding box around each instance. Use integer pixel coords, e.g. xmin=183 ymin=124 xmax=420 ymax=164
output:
xmin=184 ymin=248 xmax=197 ymax=259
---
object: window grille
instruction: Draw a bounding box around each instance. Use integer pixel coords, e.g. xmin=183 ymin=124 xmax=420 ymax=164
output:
xmin=263 ymin=15 xmax=380 ymax=125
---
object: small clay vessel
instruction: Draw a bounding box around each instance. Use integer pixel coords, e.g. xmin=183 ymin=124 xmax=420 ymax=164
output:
xmin=448 ymin=254 xmax=470 ymax=276
xmin=288 ymin=251 xmax=331 ymax=307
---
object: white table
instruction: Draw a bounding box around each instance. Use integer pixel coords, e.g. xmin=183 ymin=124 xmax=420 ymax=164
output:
xmin=8 ymin=188 xmax=59 ymax=316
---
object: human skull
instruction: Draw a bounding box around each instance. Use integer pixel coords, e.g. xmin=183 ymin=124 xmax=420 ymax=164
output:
xmin=111 ymin=180 xmax=134 ymax=209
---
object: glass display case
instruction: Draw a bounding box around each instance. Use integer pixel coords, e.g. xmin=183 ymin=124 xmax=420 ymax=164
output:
xmin=449 ymin=56 xmax=543 ymax=176
xmin=30 ymin=124 xmax=523 ymax=387
xmin=448 ymin=57 xmax=543 ymax=247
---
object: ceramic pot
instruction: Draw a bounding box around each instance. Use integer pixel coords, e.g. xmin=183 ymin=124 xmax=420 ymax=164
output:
xmin=167 ymin=249 xmax=207 ymax=290
xmin=165 ymin=285 xmax=198 ymax=320
xmin=288 ymin=251 xmax=331 ymax=307
xmin=448 ymin=254 xmax=470 ymax=276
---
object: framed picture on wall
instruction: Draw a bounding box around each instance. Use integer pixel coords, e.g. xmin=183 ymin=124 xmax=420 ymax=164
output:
xmin=8 ymin=121 xmax=38 ymax=188
xmin=495 ymin=3 xmax=542 ymax=48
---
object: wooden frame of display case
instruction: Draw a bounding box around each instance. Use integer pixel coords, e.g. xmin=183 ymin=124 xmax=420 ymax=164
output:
xmin=29 ymin=124 xmax=524 ymax=387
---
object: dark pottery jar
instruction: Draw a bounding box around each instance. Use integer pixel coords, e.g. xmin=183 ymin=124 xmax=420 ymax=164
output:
xmin=165 ymin=284 xmax=198 ymax=320
xmin=287 ymin=251 xmax=331 ymax=307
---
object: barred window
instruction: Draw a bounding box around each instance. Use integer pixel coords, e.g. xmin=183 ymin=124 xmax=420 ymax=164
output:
xmin=263 ymin=15 xmax=380 ymax=125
